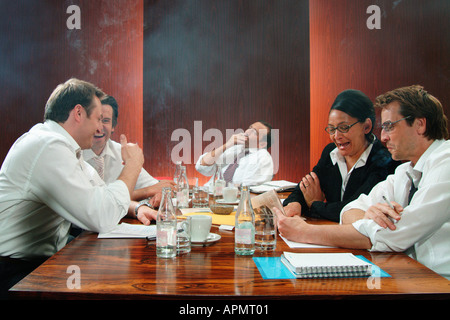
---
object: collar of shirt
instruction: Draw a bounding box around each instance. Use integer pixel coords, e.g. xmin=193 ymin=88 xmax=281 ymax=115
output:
xmin=83 ymin=139 xmax=117 ymax=162
xmin=330 ymin=140 xmax=374 ymax=168
xmin=44 ymin=120 xmax=81 ymax=158
xmin=330 ymin=140 xmax=374 ymax=199
xmin=406 ymin=139 xmax=444 ymax=187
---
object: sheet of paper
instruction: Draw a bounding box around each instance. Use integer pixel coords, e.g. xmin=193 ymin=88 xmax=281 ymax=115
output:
xmin=181 ymin=208 xmax=236 ymax=226
xmin=280 ymin=235 xmax=335 ymax=248
xmin=250 ymin=180 xmax=297 ymax=193
xmin=179 ymin=208 xmax=211 ymax=214
xmin=250 ymin=189 xmax=286 ymax=215
xmin=98 ymin=223 xmax=157 ymax=239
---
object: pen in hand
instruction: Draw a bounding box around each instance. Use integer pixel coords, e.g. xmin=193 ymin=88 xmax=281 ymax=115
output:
xmin=382 ymin=195 xmax=402 ymax=224
xmin=382 ymin=196 xmax=396 ymax=212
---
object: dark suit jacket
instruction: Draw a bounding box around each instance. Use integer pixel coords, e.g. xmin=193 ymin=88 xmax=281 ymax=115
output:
xmin=283 ymin=140 xmax=400 ymax=222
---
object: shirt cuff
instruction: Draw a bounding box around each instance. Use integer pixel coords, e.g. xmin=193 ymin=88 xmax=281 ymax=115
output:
xmin=195 ymin=154 xmax=215 ymax=176
xmin=352 ymin=219 xmax=384 ymax=251
xmin=108 ymin=179 xmax=131 ymax=214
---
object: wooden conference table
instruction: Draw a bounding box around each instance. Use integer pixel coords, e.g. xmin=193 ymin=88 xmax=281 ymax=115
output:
xmin=9 ymin=196 xmax=450 ymax=300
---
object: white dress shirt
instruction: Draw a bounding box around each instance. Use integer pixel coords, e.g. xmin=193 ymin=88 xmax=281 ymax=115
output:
xmin=330 ymin=141 xmax=374 ymax=200
xmin=341 ymin=140 xmax=450 ymax=279
xmin=0 ymin=121 xmax=130 ymax=260
xmin=195 ymin=145 xmax=274 ymax=187
xmin=83 ymin=139 xmax=159 ymax=188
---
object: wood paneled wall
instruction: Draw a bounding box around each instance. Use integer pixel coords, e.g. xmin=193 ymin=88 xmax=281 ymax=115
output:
xmin=0 ymin=0 xmax=143 ymax=162
xmin=310 ymin=0 xmax=450 ymax=168
xmin=143 ymin=0 xmax=310 ymax=184
xmin=1 ymin=0 xmax=449 ymax=188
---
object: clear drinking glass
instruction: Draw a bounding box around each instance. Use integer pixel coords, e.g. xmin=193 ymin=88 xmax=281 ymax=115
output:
xmin=176 ymin=215 xmax=191 ymax=254
xmin=192 ymin=186 xmax=209 ymax=208
xmin=254 ymin=206 xmax=277 ymax=251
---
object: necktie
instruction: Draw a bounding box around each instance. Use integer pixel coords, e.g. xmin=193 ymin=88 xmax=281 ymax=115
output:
xmin=223 ymin=150 xmax=249 ymax=183
xmin=406 ymin=172 xmax=419 ymax=204
xmin=93 ymin=155 xmax=105 ymax=180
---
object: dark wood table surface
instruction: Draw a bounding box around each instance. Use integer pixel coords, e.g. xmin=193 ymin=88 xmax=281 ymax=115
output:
xmin=9 ymin=215 xmax=450 ymax=301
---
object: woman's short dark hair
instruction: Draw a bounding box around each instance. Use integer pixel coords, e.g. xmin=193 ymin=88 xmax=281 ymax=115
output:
xmin=44 ymin=78 xmax=106 ymax=123
xmin=330 ymin=89 xmax=375 ymax=142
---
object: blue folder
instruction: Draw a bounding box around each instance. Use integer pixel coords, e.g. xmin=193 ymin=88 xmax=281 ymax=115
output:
xmin=253 ymin=255 xmax=391 ymax=279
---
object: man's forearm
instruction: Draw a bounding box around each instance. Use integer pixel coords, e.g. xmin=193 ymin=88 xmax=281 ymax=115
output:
xmin=131 ymin=188 xmax=150 ymax=201
xmin=200 ymin=143 xmax=228 ymax=166
xmin=131 ymin=185 xmax=162 ymax=201
xmin=341 ymin=208 xmax=366 ymax=224
xmin=302 ymin=223 xmax=372 ymax=250
xmin=118 ymin=161 xmax=142 ymax=196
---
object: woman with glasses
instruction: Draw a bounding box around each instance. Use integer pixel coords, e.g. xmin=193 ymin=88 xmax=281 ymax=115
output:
xmin=283 ymin=89 xmax=400 ymax=222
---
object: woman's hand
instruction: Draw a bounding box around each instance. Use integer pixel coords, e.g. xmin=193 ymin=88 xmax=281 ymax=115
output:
xmin=299 ymin=172 xmax=325 ymax=207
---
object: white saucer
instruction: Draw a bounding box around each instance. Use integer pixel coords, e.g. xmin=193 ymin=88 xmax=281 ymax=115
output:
xmin=191 ymin=233 xmax=221 ymax=246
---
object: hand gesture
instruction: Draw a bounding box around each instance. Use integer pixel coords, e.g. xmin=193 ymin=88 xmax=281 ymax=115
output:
xmin=225 ymin=132 xmax=248 ymax=148
xmin=120 ymin=134 xmax=144 ymax=167
xmin=299 ymin=172 xmax=325 ymax=207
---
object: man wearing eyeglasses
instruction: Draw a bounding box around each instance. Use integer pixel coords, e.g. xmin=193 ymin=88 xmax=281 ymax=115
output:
xmin=275 ymin=85 xmax=450 ymax=279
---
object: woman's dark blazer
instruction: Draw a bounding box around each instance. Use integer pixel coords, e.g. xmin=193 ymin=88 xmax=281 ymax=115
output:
xmin=283 ymin=140 xmax=400 ymax=222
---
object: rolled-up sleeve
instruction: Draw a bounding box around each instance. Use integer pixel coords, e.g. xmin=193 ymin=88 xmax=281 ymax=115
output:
xmin=195 ymin=152 xmax=217 ymax=177
xmin=350 ymin=157 xmax=450 ymax=253
xmin=352 ymin=219 xmax=389 ymax=251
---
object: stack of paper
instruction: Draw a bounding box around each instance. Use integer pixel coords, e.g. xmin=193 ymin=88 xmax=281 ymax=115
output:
xmin=98 ymin=223 xmax=157 ymax=239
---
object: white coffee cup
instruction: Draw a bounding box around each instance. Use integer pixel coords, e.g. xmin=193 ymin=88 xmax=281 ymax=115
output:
xmin=190 ymin=215 xmax=212 ymax=242
xmin=223 ymin=186 xmax=238 ymax=202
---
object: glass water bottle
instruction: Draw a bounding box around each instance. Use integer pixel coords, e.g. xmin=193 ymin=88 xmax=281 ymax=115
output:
xmin=156 ymin=188 xmax=177 ymax=258
xmin=234 ymin=185 xmax=255 ymax=255
xmin=213 ymin=163 xmax=225 ymax=197
xmin=176 ymin=165 xmax=189 ymax=209
xmin=173 ymin=161 xmax=182 ymax=184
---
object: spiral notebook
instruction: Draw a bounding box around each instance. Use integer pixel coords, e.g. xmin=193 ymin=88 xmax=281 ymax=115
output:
xmin=281 ymin=252 xmax=372 ymax=278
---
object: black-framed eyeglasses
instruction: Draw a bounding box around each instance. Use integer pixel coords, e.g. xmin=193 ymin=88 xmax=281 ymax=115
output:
xmin=325 ymin=121 xmax=359 ymax=135
xmin=381 ymin=116 xmax=412 ymax=132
